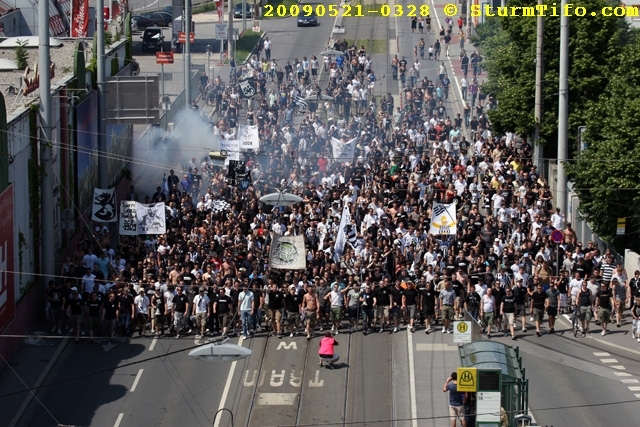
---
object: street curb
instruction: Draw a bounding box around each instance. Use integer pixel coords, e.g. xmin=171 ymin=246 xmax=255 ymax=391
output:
xmin=8 ymin=337 xmax=70 ymax=427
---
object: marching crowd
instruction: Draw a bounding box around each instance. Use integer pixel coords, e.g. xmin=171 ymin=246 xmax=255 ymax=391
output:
xmin=46 ymin=32 xmax=640 ymax=347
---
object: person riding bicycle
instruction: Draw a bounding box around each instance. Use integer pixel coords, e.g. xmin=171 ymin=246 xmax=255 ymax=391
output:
xmin=577 ymin=281 xmax=595 ymax=334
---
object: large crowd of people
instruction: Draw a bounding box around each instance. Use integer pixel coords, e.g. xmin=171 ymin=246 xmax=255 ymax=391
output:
xmin=46 ymin=31 xmax=640 ymax=346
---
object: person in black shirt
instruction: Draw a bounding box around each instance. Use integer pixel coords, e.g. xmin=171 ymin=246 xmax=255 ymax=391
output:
xmin=451 ymin=278 xmax=466 ymax=320
xmin=268 ymin=284 xmax=285 ymax=337
xmin=390 ymin=281 xmax=404 ymax=333
xmin=359 ymin=284 xmax=375 ymax=334
xmin=251 ymin=282 xmax=264 ymax=333
xmin=85 ymin=292 xmax=103 ymax=342
xmin=284 ymin=285 xmax=303 ymax=337
xmin=66 ymin=287 xmax=84 ymax=343
xmin=374 ymin=282 xmax=391 ymax=332
xmin=103 ymin=292 xmax=120 ymax=343
xmin=419 ymin=281 xmax=439 ymax=333
xmin=501 ymin=288 xmax=518 ymax=339
xmin=151 ymin=288 xmax=167 ymax=336
xmin=531 ymin=284 xmax=548 ymax=337
xmin=464 ymin=284 xmax=481 ymax=321
xmin=596 ymin=281 xmax=613 ymax=336
xmin=119 ymin=288 xmax=135 ymax=337
xmin=577 ymin=282 xmax=595 ymax=333
xmin=173 ymin=286 xmax=190 ymax=338
xmin=214 ymin=288 xmax=232 ymax=337
xmin=402 ymin=282 xmax=419 ymax=332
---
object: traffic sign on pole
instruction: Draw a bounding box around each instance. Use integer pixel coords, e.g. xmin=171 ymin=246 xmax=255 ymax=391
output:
xmin=453 ymin=321 xmax=472 ymax=343
xmin=178 ymin=31 xmax=195 ymax=43
xmin=216 ymin=24 xmax=228 ymax=39
xmin=551 ymin=229 xmax=563 ymax=243
xmin=456 ymin=367 xmax=477 ymax=392
xmin=155 ymin=51 xmax=174 ymax=64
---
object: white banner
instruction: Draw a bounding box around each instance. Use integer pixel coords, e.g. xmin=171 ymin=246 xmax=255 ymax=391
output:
xmin=136 ymin=202 xmax=167 ymax=235
xmin=429 ymin=202 xmax=457 ymax=235
xmin=270 ymin=234 xmax=307 ymax=270
xmin=92 ymin=188 xmax=117 ymax=222
xmin=220 ymin=139 xmax=241 ymax=166
xmin=333 ymin=204 xmax=351 ymax=262
xmin=331 ymin=137 xmax=357 ymax=163
xmin=237 ymin=124 xmax=260 ymax=151
xmin=119 ymin=201 xmax=138 ymax=235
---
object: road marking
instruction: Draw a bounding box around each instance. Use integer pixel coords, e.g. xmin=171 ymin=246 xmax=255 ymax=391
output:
xmin=621 ymin=379 xmax=639 ymax=384
xmin=214 ymin=339 xmax=241 ymax=427
xmin=407 ymin=330 xmax=418 ymax=427
xmin=149 ymin=337 xmax=157 ymax=351
xmin=628 ymin=386 xmax=640 ymax=391
xmin=614 ymin=372 xmax=632 ymax=377
xmin=256 ymin=392 xmax=297 ymax=405
xmin=600 ymin=358 xmax=619 ymax=363
xmin=113 ymin=413 xmax=124 ymax=427
xmin=593 ymin=352 xmax=611 ymax=356
xmin=635 ymin=394 xmax=640 ymax=398
xmin=309 ymin=370 xmax=324 ymax=387
xmin=430 ymin=0 xmax=464 ymax=106
xmin=415 ymin=343 xmax=458 ymax=351
xmin=611 ymin=365 xmax=626 ymax=370
xmin=130 ymin=369 xmax=144 ymax=392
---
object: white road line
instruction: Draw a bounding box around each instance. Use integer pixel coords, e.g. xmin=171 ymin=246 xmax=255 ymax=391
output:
xmin=614 ymin=372 xmax=632 ymax=377
xmin=556 ymin=316 xmax=640 ymax=356
xmin=563 ymin=314 xmax=571 ymax=320
xmin=149 ymin=337 xmax=158 ymax=351
xmin=635 ymin=394 xmax=640 ymax=398
xmin=628 ymin=386 xmax=640 ymax=391
xmin=113 ymin=413 xmax=124 ymax=427
xmin=611 ymin=365 xmax=626 ymax=370
xmin=593 ymin=352 xmax=611 ymax=356
xmin=621 ymin=379 xmax=639 ymax=384
xmin=600 ymin=358 xmax=619 ymax=363
xmin=407 ymin=331 xmax=418 ymax=427
xmin=130 ymin=369 xmax=144 ymax=392
xmin=430 ymin=0 xmax=464 ymax=104
xmin=214 ymin=339 xmax=241 ymax=427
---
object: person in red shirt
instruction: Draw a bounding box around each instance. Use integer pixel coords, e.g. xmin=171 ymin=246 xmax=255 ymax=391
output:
xmin=318 ymin=331 xmax=340 ymax=368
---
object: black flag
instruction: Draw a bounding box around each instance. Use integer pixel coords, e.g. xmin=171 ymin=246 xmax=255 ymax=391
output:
xmin=237 ymin=77 xmax=257 ymax=99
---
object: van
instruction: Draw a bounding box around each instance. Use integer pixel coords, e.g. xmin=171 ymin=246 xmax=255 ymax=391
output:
xmin=141 ymin=27 xmax=164 ymax=52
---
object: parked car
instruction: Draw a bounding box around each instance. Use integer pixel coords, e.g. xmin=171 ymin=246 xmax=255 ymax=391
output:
xmin=140 ymin=12 xmax=172 ymax=27
xmin=141 ymin=27 xmax=164 ymax=52
xmin=297 ymin=9 xmax=318 ymax=26
xmin=161 ymin=5 xmax=173 ymax=15
xmin=132 ymin=15 xmax=154 ymax=31
xmin=234 ymin=3 xmax=253 ymax=19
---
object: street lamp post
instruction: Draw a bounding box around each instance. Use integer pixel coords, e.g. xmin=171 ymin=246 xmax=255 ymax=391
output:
xmin=184 ymin=0 xmax=192 ymax=109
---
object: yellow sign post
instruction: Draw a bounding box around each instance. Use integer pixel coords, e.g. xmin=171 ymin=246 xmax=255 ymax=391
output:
xmin=456 ymin=367 xmax=477 ymax=392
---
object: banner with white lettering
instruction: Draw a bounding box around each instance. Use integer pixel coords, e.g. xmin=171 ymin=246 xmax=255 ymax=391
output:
xmin=136 ymin=202 xmax=167 ymax=235
xmin=429 ymin=202 xmax=457 ymax=235
xmin=237 ymin=124 xmax=260 ymax=151
xmin=220 ymin=139 xmax=241 ymax=166
xmin=71 ymin=0 xmax=89 ymax=37
xmin=269 ymin=234 xmax=306 ymax=270
xmin=92 ymin=188 xmax=117 ymax=222
xmin=119 ymin=201 xmax=138 ymax=235
xmin=331 ymin=137 xmax=357 ymax=163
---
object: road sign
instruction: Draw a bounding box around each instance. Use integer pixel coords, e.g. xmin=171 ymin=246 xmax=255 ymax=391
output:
xmin=453 ymin=321 xmax=472 ymax=343
xmin=216 ymin=23 xmax=227 ymax=39
xmin=476 ymin=391 xmax=501 ymax=422
xmin=617 ymin=217 xmax=626 ymax=235
xmin=551 ymin=229 xmax=563 ymax=243
xmin=456 ymin=367 xmax=477 ymax=392
xmin=178 ymin=31 xmax=195 ymax=43
xmin=155 ymin=51 xmax=174 ymax=64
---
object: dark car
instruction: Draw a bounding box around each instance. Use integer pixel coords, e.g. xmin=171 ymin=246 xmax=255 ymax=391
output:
xmin=140 ymin=12 xmax=172 ymax=27
xmin=132 ymin=15 xmax=154 ymax=31
xmin=297 ymin=9 xmax=318 ymax=26
xmin=234 ymin=3 xmax=253 ymax=18
xmin=141 ymin=27 xmax=164 ymax=52
xmin=161 ymin=5 xmax=173 ymax=15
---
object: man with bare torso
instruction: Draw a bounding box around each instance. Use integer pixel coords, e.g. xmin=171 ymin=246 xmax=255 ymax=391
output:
xmin=303 ymin=286 xmax=320 ymax=340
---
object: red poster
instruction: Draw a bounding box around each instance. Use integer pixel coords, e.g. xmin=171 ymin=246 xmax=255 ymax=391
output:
xmin=71 ymin=0 xmax=89 ymax=37
xmin=0 ymin=185 xmax=14 ymax=333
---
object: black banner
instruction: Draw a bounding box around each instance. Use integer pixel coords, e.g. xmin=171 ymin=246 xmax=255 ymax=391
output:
xmin=237 ymin=77 xmax=257 ymax=99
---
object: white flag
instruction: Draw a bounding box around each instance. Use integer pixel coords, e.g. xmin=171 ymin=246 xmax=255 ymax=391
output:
xmin=119 ymin=201 xmax=138 ymax=235
xmin=237 ymin=124 xmax=260 ymax=152
xmin=331 ymin=137 xmax=357 ymax=163
xmin=220 ymin=139 xmax=241 ymax=166
xmin=429 ymin=202 xmax=457 ymax=235
xmin=92 ymin=188 xmax=117 ymax=222
xmin=333 ymin=204 xmax=351 ymax=262
xmin=270 ymin=234 xmax=306 ymax=270
xmin=136 ymin=202 xmax=166 ymax=235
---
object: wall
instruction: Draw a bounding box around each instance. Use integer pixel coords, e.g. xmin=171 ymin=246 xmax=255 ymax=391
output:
xmin=624 ymin=250 xmax=640 ymax=277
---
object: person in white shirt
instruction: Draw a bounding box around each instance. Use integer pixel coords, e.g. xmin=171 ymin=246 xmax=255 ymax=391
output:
xmin=480 ymin=288 xmax=496 ymax=337
xmin=568 ymin=273 xmax=584 ymax=307
xmin=192 ymin=286 xmax=211 ymax=337
xmin=134 ymin=289 xmax=150 ymax=337
xmin=551 ymin=208 xmax=565 ymax=230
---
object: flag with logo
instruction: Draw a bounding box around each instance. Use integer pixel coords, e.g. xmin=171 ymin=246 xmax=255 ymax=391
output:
xmin=220 ymin=139 xmax=241 ymax=166
xmin=92 ymin=188 xmax=117 ymax=222
xmin=237 ymin=124 xmax=260 ymax=151
xmin=331 ymin=137 xmax=357 ymax=163
xmin=136 ymin=202 xmax=167 ymax=235
xmin=429 ymin=202 xmax=457 ymax=235
xmin=237 ymin=77 xmax=257 ymax=99
xmin=333 ymin=204 xmax=352 ymax=262
xmin=293 ymin=94 xmax=308 ymax=111
xmin=269 ymin=234 xmax=306 ymax=270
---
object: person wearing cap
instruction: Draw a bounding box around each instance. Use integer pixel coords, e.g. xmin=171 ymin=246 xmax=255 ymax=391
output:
xmin=192 ymin=287 xmax=211 ymax=338
xmin=67 ymin=287 xmax=84 ymax=343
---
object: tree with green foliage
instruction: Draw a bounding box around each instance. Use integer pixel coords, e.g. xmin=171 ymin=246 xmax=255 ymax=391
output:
xmin=566 ymin=30 xmax=640 ymax=253
xmin=15 ymin=40 xmax=29 ymax=70
xmin=472 ymin=0 xmax=630 ymax=156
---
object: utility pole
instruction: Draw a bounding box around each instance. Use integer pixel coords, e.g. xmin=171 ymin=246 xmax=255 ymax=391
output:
xmin=533 ymin=0 xmax=544 ymax=172
xmin=557 ymin=0 xmax=569 ymax=214
xmin=97 ymin=0 xmax=107 ymax=188
xmin=185 ymin=0 xmax=192 ymax=109
xmin=39 ymin=0 xmax=55 ymax=281
xmin=229 ymin=0 xmax=234 ymax=62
